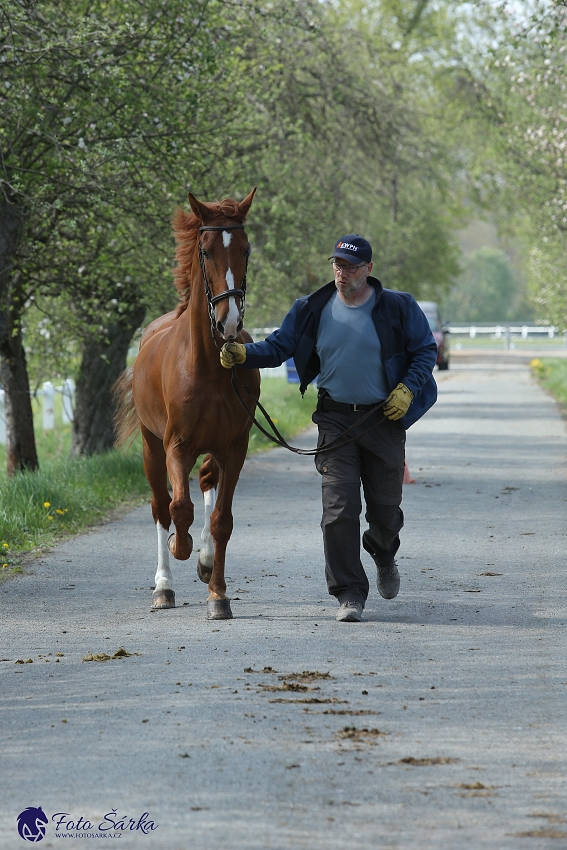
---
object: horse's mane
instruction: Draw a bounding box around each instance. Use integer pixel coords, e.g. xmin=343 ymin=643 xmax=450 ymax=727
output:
xmin=172 ymin=197 xmax=247 ymax=316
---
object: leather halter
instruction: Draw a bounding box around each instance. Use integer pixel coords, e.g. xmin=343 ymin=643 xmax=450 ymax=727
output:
xmin=198 ymin=224 xmax=249 ymax=344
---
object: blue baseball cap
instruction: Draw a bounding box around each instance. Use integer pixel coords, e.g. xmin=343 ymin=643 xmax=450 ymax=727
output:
xmin=329 ymin=234 xmax=372 ymax=265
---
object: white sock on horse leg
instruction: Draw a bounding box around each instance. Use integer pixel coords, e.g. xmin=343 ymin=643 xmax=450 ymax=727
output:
xmin=154 ymin=521 xmax=173 ymax=591
xmin=200 ymin=488 xmax=216 ymax=568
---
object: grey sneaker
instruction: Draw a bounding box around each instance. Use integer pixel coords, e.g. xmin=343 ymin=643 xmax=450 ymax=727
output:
xmin=377 ymin=560 xmax=400 ymax=599
xmin=336 ymin=601 xmax=363 ymax=622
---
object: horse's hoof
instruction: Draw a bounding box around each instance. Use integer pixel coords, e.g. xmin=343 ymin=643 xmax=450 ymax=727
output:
xmin=167 ymin=532 xmax=193 ymax=561
xmin=151 ymin=589 xmax=176 ymax=609
xmin=206 ymin=599 xmax=233 ymax=620
xmin=197 ymin=557 xmax=213 ymax=584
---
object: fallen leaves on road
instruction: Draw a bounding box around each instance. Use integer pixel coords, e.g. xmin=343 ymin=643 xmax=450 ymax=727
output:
xmin=82 ymin=648 xmax=139 ymax=662
xmin=478 ymin=572 xmax=503 ymax=576
xmin=260 ymin=682 xmax=319 ymax=692
xmin=457 ymin=782 xmax=498 ymax=797
xmin=337 ymin=726 xmax=385 ymax=741
xmin=400 ymin=757 xmax=458 ymax=766
xmin=279 ymin=670 xmax=334 ymax=682
xmin=244 ymin=666 xmax=277 ymax=674
xmin=511 ymin=830 xmax=567 ymax=839
xmin=269 ymin=697 xmax=347 ymax=704
xmin=319 ymin=709 xmax=380 ymax=716
xmin=527 ymin=814 xmax=567 ymax=824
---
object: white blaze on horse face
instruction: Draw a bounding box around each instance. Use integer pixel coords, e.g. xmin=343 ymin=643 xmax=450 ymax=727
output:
xmin=199 ymin=487 xmax=216 ymax=568
xmin=222 ymin=230 xmax=232 ymax=248
xmin=222 ymin=266 xmax=240 ymax=339
xmin=154 ymin=521 xmax=173 ymax=591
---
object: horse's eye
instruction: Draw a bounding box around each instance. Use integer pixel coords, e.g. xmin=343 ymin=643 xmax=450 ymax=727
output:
xmin=202 ymin=249 xmax=211 ymax=260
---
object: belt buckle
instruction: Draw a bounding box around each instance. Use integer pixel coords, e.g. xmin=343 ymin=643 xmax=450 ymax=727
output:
xmin=352 ymin=404 xmax=365 ymax=412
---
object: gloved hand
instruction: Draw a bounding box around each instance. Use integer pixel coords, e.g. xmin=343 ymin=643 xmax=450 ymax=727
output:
xmin=220 ymin=341 xmax=247 ymax=369
xmin=383 ymin=383 xmax=413 ymax=420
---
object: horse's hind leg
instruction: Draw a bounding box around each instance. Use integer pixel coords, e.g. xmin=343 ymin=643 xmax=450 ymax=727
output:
xmin=141 ymin=424 xmax=175 ymax=610
xmin=197 ymin=454 xmax=219 ymax=584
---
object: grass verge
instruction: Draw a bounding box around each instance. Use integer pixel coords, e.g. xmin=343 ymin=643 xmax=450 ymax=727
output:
xmin=0 ymin=452 xmax=150 ymax=577
xmin=0 ymin=378 xmax=317 ymax=576
xmin=530 ymin=358 xmax=567 ymax=410
xmin=247 ymin=379 xmax=317 ymax=452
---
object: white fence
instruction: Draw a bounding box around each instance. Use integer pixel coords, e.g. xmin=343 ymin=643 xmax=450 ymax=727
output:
xmin=448 ymin=325 xmax=567 ymax=349
xmin=0 ymin=379 xmax=75 ymax=446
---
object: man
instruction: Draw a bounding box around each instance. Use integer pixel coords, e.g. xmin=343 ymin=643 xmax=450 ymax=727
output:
xmin=220 ymin=234 xmax=437 ymax=621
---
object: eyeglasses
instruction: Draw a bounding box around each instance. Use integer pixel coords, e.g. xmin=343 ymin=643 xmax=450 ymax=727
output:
xmin=331 ymin=261 xmax=367 ymax=275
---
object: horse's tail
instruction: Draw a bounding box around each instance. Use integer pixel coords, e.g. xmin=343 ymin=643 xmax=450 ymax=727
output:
xmin=113 ymin=367 xmax=140 ymax=449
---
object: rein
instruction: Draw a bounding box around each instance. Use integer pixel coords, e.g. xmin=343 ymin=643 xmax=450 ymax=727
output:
xmin=230 ymin=367 xmax=387 ymax=456
xmin=198 ymin=224 xmax=249 ymax=348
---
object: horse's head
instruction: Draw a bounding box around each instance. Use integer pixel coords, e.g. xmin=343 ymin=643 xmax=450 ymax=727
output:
xmin=188 ymin=188 xmax=256 ymax=340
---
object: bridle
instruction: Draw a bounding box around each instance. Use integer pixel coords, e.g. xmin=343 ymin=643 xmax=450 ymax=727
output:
xmin=198 ymin=224 xmax=249 ymax=347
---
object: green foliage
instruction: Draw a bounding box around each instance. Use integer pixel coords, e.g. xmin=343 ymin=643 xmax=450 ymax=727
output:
xmin=443 ymin=247 xmax=531 ymax=322
xmin=454 ymin=2 xmax=567 ymax=326
xmin=528 ymin=238 xmax=567 ymax=331
xmin=2 ymin=0 xmax=467 ymax=335
xmin=531 ymin=357 xmax=567 ymax=409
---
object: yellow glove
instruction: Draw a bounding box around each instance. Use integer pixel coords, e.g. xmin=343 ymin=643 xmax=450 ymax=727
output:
xmin=220 ymin=341 xmax=247 ymax=369
xmin=383 ymin=383 xmax=413 ymax=420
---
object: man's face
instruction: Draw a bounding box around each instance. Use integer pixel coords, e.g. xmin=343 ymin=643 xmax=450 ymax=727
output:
xmin=332 ymin=259 xmax=372 ymax=298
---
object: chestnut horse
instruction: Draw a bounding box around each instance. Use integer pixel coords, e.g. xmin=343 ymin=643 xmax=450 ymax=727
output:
xmin=115 ymin=189 xmax=260 ymax=619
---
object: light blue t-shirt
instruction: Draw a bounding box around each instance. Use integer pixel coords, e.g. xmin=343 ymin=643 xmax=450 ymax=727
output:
xmin=316 ymin=291 xmax=389 ymax=405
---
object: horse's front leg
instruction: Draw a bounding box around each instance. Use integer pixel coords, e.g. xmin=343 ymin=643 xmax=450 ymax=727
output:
xmin=165 ymin=442 xmax=196 ymax=563
xmin=197 ymin=454 xmax=220 ymax=584
xmin=140 ymin=425 xmax=176 ymax=611
xmin=207 ymin=439 xmax=248 ymax=620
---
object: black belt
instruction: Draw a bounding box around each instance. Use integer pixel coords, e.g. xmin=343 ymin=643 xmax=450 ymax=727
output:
xmin=319 ymin=396 xmax=382 ymax=414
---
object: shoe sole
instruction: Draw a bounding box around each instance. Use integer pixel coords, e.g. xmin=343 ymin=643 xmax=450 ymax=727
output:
xmin=378 ymin=584 xmax=399 ymax=599
xmin=336 ymin=610 xmax=362 ymax=622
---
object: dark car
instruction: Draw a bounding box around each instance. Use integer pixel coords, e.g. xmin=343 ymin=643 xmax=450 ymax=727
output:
xmin=417 ymin=301 xmax=450 ymax=370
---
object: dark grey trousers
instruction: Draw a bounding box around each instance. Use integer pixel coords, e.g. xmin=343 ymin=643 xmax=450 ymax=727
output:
xmin=312 ymin=409 xmax=405 ymax=606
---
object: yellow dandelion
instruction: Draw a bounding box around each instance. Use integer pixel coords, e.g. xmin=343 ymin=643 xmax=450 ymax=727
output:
xmin=43 ymin=501 xmax=51 ymax=508
xmin=2 ymin=543 xmax=8 ymax=548
xmin=56 ymin=509 xmax=64 ymax=515
xmin=2 ymin=563 xmax=8 ymax=569
xmin=47 ymin=515 xmax=54 ymax=521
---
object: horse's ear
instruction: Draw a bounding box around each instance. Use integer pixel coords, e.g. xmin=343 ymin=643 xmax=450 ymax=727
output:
xmin=188 ymin=192 xmax=213 ymax=223
xmin=238 ymin=187 xmax=257 ymax=220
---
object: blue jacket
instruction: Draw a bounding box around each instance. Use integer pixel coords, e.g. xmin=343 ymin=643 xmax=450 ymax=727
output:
xmin=243 ymin=277 xmax=437 ymax=428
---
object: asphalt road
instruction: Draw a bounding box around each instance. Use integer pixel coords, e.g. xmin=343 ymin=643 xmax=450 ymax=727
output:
xmin=1 ymin=353 xmax=566 ymax=849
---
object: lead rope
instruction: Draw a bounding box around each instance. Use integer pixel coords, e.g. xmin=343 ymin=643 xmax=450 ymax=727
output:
xmin=230 ymin=367 xmax=388 ymax=456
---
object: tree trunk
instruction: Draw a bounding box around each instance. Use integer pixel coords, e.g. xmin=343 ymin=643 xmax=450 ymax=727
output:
xmin=71 ymin=307 xmax=145 ymax=456
xmin=0 ymin=196 xmax=39 ymax=475
xmin=0 ymin=326 xmax=39 ymax=475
